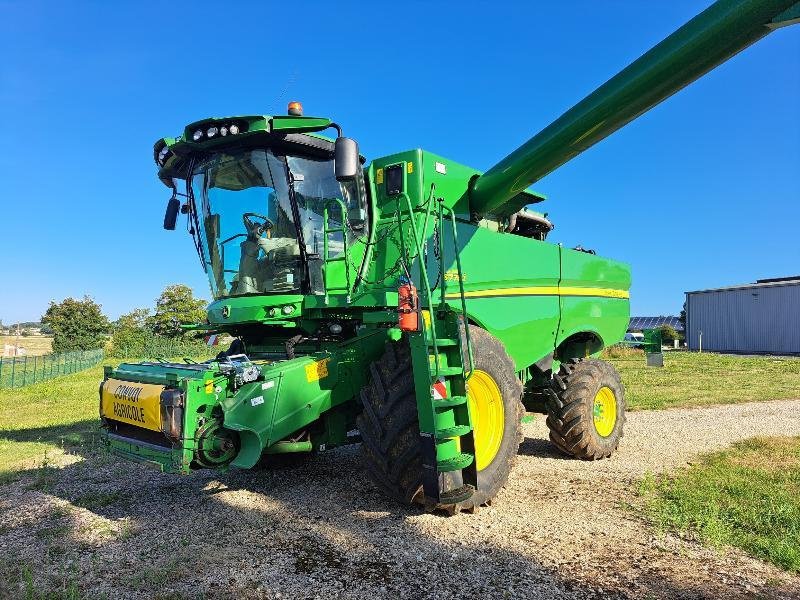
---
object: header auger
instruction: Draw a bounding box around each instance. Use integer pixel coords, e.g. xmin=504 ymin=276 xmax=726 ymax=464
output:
xmin=99 ymin=0 xmax=797 ymax=513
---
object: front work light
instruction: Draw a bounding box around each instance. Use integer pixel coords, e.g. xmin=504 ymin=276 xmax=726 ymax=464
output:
xmin=193 ymin=129 xmax=203 ymax=141
xmin=207 ymin=126 xmax=218 ymax=138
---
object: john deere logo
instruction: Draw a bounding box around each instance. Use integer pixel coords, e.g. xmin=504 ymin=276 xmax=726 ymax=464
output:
xmin=221 ymin=305 xmax=231 ymax=319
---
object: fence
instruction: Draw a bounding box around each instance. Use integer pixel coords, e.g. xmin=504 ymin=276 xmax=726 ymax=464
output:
xmin=0 ymin=348 xmax=104 ymax=389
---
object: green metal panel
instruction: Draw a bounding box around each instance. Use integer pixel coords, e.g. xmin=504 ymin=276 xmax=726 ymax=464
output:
xmin=436 ymin=221 xmax=561 ymax=370
xmin=557 ymin=248 xmax=631 ymax=352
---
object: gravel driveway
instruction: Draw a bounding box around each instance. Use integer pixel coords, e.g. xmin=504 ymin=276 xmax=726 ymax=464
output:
xmin=1 ymin=399 xmax=799 ymax=599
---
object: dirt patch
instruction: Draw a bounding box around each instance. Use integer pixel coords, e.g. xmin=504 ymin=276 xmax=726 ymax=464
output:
xmin=1 ymin=399 xmax=799 ymax=599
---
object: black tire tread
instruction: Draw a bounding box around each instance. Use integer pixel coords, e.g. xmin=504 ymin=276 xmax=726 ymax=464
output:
xmin=545 ymin=358 xmax=625 ymax=460
xmin=357 ymin=327 xmax=523 ymax=512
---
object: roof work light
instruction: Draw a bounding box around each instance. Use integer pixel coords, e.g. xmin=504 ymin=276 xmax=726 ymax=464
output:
xmin=287 ymin=101 xmax=303 ymax=116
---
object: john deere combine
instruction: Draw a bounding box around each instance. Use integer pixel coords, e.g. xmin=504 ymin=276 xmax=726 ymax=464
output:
xmin=100 ymin=0 xmax=798 ymax=511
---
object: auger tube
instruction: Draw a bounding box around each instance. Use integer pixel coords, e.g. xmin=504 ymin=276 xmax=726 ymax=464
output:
xmin=469 ymin=0 xmax=800 ymax=218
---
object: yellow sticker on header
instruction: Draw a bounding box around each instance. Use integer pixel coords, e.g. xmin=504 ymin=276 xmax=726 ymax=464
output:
xmin=376 ymin=168 xmax=384 ymax=184
xmin=407 ymin=162 xmax=414 ymax=174
xmin=100 ymin=378 xmax=164 ymax=432
xmin=305 ymin=358 xmax=330 ymax=382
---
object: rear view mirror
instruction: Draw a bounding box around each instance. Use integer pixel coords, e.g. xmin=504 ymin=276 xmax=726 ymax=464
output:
xmin=348 ymin=207 xmax=366 ymax=228
xmin=163 ymin=196 xmax=180 ymax=230
xmin=334 ymin=137 xmax=359 ymax=181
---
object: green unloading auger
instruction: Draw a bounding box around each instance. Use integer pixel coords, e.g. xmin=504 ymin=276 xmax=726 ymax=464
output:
xmin=469 ymin=0 xmax=800 ymax=218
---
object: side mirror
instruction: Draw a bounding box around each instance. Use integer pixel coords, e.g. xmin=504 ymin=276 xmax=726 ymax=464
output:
xmin=334 ymin=137 xmax=359 ymax=181
xmin=163 ymin=196 xmax=180 ymax=230
xmin=348 ymin=207 xmax=366 ymax=228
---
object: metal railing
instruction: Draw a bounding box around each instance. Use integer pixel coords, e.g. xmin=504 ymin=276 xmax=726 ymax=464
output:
xmin=0 ymin=348 xmax=104 ymax=389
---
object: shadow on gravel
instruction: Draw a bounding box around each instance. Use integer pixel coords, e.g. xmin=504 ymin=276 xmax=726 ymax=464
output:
xmin=0 ymin=437 xmax=631 ymax=599
xmin=518 ymin=436 xmax=571 ymax=460
xmin=0 ymin=430 xmax=788 ymax=599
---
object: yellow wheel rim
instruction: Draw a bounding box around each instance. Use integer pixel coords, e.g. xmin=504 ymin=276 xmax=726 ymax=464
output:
xmin=466 ymin=370 xmax=505 ymax=471
xmin=593 ymin=386 xmax=617 ymax=437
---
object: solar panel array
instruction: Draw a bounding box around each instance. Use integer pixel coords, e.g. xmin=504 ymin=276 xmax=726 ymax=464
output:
xmin=628 ymin=316 xmax=683 ymax=331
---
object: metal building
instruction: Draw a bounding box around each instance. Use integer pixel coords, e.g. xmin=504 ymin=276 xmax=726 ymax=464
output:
xmin=685 ymin=277 xmax=800 ymax=355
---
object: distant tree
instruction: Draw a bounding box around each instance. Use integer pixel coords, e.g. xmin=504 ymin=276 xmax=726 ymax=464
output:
xmin=658 ymin=324 xmax=680 ymax=343
xmin=42 ymin=296 xmax=110 ymax=353
xmin=114 ymin=308 xmax=152 ymax=332
xmin=20 ymin=328 xmax=31 ymax=337
xmin=679 ymin=302 xmax=687 ymax=332
xmin=109 ymin=308 xmax=153 ymax=357
xmin=147 ymin=284 xmax=207 ymax=338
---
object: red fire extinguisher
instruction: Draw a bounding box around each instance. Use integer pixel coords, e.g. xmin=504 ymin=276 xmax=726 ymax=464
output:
xmin=398 ymin=277 xmax=419 ymax=332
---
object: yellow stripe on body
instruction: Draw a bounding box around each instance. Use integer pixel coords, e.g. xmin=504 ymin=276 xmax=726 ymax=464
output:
xmin=445 ymin=286 xmax=629 ymax=299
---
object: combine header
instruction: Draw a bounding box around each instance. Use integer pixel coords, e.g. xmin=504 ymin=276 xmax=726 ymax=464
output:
xmin=100 ymin=0 xmax=798 ymax=512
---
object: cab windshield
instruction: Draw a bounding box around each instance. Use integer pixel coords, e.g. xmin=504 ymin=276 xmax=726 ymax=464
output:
xmin=190 ymin=148 xmax=362 ymax=298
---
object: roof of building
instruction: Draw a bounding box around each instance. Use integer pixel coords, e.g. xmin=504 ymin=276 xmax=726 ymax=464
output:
xmin=628 ymin=316 xmax=683 ymax=331
xmin=686 ymin=277 xmax=800 ymax=295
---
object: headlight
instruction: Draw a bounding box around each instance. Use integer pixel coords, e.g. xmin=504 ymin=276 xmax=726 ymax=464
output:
xmin=220 ymin=126 xmax=228 ymax=136
xmin=229 ymin=124 xmax=239 ymax=135
xmin=192 ymin=129 xmax=203 ymax=141
xmin=207 ymin=126 xmax=218 ymax=138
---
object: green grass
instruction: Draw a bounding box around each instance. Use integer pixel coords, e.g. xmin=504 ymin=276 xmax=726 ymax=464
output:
xmin=639 ymin=436 xmax=800 ymax=573
xmin=606 ymin=350 xmax=800 ymax=410
xmin=0 ymin=364 xmax=107 ymax=473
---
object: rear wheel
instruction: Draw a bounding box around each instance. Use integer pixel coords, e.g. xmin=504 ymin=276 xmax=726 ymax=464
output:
xmin=546 ymin=358 xmax=625 ymax=459
xmin=357 ymin=326 xmax=523 ymax=512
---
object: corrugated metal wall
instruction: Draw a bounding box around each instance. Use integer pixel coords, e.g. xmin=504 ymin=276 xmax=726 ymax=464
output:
xmin=686 ymin=283 xmax=800 ymax=354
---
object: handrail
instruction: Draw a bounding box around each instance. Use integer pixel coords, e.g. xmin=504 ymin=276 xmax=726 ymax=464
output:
xmin=322 ymin=198 xmax=352 ymax=303
xmin=441 ymin=203 xmax=475 ymax=379
xmin=396 ymin=193 xmax=442 ymax=377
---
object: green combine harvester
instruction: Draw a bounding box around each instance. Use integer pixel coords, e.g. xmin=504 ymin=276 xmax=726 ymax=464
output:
xmin=100 ymin=0 xmax=798 ymax=512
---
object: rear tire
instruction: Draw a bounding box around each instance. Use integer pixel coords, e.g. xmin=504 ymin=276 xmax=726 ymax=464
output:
xmin=357 ymin=327 xmax=523 ymax=512
xmin=546 ymin=358 xmax=625 ymax=459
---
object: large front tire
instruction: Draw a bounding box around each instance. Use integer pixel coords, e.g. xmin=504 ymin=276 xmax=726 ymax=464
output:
xmin=357 ymin=327 xmax=523 ymax=511
xmin=546 ymin=358 xmax=626 ymax=459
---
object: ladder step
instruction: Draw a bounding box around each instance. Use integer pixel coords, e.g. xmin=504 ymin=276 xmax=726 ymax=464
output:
xmin=433 ymin=395 xmax=468 ymax=409
xmin=435 ymin=366 xmax=464 ymax=378
xmin=427 ymin=338 xmax=458 ymax=347
xmin=437 ymin=452 xmax=474 ymax=472
xmin=325 ymin=256 xmax=347 ymax=263
xmin=439 ymin=484 xmax=475 ymax=504
xmin=436 ymin=424 xmax=471 ymax=440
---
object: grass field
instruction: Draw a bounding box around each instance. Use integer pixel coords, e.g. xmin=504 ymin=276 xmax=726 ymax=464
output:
xmin=606 ymin=349 xmax=800 ymax=410
xmin=0 ymin=364 xmax=106 ymax=475
xmin=0 ymin=335 xmax=53 ymax=356
xmin=639 ymin=436 xmax=800 ymax=573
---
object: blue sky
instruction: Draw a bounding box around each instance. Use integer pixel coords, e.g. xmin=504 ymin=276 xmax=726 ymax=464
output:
xmin=1 ymin=1 xmax=798 ymax=323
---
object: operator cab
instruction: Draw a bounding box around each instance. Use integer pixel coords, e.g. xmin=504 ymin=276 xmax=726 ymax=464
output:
xmin=157 ymin=107 xmax=369 ymax=301
xmin=192 ymin=148 xmax=365 ymax=298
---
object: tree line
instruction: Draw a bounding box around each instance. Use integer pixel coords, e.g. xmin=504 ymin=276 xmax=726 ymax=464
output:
xmin=40 ymin=284 xmax=208 ymax=356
